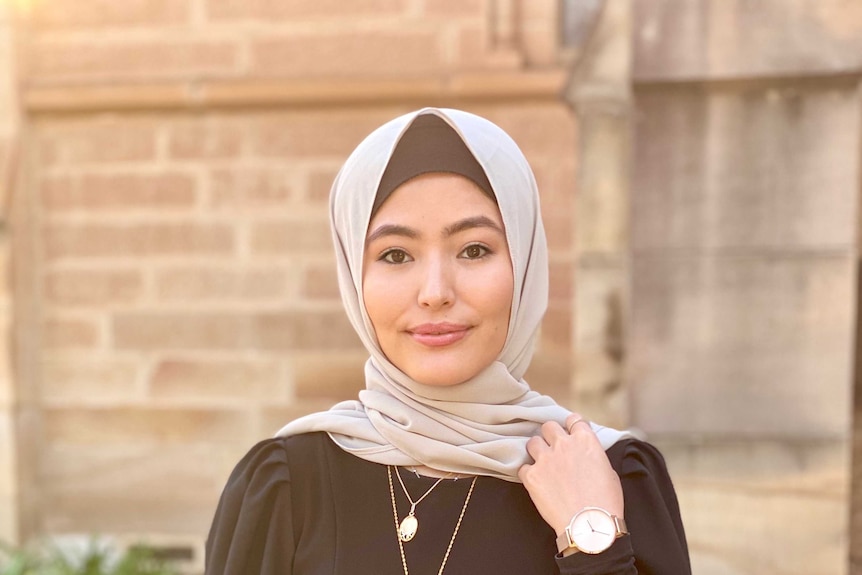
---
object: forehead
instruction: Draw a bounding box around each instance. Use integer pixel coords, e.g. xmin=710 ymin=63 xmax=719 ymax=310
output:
xmin=368 ymin=172 xmax=503 ymax=228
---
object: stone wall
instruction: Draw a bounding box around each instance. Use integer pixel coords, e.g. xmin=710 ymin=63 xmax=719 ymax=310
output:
xmin=630 ymin=1 xmax=862 ymax=574
xmin=3 ymin=0 xmax=579 ymax=570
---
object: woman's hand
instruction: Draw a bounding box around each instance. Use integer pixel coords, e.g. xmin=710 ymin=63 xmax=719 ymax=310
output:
xmin=518 ymin=414 xmax=624 ymax=536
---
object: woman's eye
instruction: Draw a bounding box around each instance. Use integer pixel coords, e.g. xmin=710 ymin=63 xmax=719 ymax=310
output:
xmin=460 ymin=244 xmax=490 ymax=259
xmin=380 ymin=249 xmax=411 ymax=264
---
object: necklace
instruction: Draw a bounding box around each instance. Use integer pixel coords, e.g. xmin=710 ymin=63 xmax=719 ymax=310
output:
xmin=393 ymin=466 xmax=453 ymax=542
xmin=387 ymin=466 xmax=477 ymax=575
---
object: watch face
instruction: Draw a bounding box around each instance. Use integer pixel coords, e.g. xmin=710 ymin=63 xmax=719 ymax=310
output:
xmin=570 ymin=508 xmax=617 ymax=554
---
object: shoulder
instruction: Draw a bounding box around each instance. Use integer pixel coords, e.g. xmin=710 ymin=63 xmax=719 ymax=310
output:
xmin=605 ymin=438 xmax=673 ymax=480
xmin=220 ymin=432 xmax=333 ymax=495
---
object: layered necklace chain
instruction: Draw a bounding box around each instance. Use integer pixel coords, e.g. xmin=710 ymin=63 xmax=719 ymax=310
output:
xmin=393 ymin=466 xmax=453 ymax=542
xmin=387 ymin=466 xmax=477 ymax=575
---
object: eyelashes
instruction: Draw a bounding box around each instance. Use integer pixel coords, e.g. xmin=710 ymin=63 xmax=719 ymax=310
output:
xmin=376 ymin=243 xmax=493 ymax=265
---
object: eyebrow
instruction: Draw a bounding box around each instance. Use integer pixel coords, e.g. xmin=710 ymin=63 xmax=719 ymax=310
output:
xmin=366 ymin=215 xmax=505 ymax=245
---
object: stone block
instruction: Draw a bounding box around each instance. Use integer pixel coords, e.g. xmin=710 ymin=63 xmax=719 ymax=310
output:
xmin=149 ymin=358 xmax=289 ymax=403
xmin=41 ymin=358 xmax=141 ymax=403
xmin=307 ymin=168 xmax=339 ymax=204
xmin=629 ymin=254 xmax=855 ymax=437
xmin=41 ymin=171 xmax=197 ymax=212
xmin=167 ymin=121 xmax=245 ymax=160
xmin=112 ymin=310 xmax=361 ymax=351
xmin=29 ymin=0 xmax=192 ymax=31
xmin=43 ymin=407 xmax=254 ymax=446
xmin=29 ymin=40 xmax=239 ymax=83
xmin=300 ymin=263 xmax=340 ymax=302
xmin=0 ymin=410 xmax=17 ymax=544
xmin=36 ymin=120 xmax=157 ymax=166
xmin=661 ymin=438 xmax=849 ymax=575
xmin=44 ymin=222 xmax=235 ymax=260
xmin=423 ymin=0 xmax=484 ymax=17
xmin=249 ymin=109 xmax=401 ymax=159
xmin=208 ymin=167 xmax=297 ymax=210
xmin=291 ymin=352 xmax=371 ymax=400
xmin=548 ymin=259 xmax=574 ymax=303
xmin=206 ymin=0 xmax=405 ymax=21
xmin=576 ymin=109 xmax=629 ymax=255
xmin=633 ymin=85 xmax=859 ymax=251
xmin=42 ymin=316 xmax=101 ymax=350
xmin=43 ymin=268 xmax=144 ymax=306
xmin=249 ymin=218 xmax=332 ymax=255
xmin=539 ymin=302 xmax=572 ymax=353
xmin=249 ymin=31 xmax=443 ymax=79
xmin=634 ymin=0 xmax=862 ymax=80
xmin=154 ymin=266 xmax=288 ymax=301
xmin=41 ymin=444 xmax=228 ymax=534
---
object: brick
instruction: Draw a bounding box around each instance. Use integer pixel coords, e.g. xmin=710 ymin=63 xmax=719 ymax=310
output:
xmin=37 ymin=122 xmax=157 ymax=166
xmin=41 ymin=171 xmax=196 ymax=212
xmin=168 ymin=121 xmax=244 ymax=159
xmin=475 ymin=104 xmax=577 ymax=157
xmin=292 ymin=352 xmax=368 ymax=399
xmin=300 ymin=263 xmax=340 ymax=301
xmin=423 ymin=0 xmax=484 ymax=16
xmin=112 ymin=311 xmax=361 ymax=351
xmin=44 ymin=407 xmax=251 ymax=445
xmin=209 ymin=168 xmax=296 ymax=210
xmin=155 ymin=266 xmax=287 ymax=301
xmin=548 ymin=259 xmax=574 ymax=302
xmin=259 ymin=400 xmax=346 ymax=436
xmin=41 ymin=445 xmax=222 ymax=534
xmin=250 ymin=110 xmax=400 ymax=159
xmin=41 ymin=358 xmax=140 ymax=403
xmin=42 ymin=317 xmax=100 ymax=350
xmin=540 ymin=303 xmax=572 ymax=352
xmin=29 ymin=0 xmax=192 ymax=31
xmin=44 ymin=268 xmax=144 ymax=306
xmin=249 ymin=219 xmax=332 ymax=255
xmin=523 ymin=350 xmax=572 ymax=400
xmin=206 ymin=0 xmax=405 ymax=20
xmin=29 ymin=40 xmax=239 ymax=82
xmin=253 ymin=311 xmax=362 ymax=350
xmin=149 ymin=358 xmax=287 ymax=402
xmin=541 ymin=211 xmax=574 ymax=252
xmin=249 ymin=31 xmax=443 ymax=79
xmin=307 ymin=168 xmax=339 ymax=204
xmin=44 ymin=223 xmax=234 ymax=260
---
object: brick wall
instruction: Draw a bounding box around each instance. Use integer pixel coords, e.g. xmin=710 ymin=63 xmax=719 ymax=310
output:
xmin=6 ymin=0 xmax=577 ymax=568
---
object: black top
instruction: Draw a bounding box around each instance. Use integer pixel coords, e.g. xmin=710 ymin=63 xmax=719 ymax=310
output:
xmin=206 ymin=432 xmax=690 ymax=574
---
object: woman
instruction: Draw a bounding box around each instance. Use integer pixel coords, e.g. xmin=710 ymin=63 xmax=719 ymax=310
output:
xmin=206 ymin=108 xmax=690 ymax=574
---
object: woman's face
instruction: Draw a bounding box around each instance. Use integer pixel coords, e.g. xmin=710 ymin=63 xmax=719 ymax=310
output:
xmin=363 ymin=172 xmax=514 ymax=386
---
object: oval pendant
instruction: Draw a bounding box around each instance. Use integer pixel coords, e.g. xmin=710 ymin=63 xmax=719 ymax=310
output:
xmin=399 ymin=515 xmax=418 ymax=542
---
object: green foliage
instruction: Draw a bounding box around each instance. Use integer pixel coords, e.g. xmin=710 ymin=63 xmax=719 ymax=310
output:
xmin=0 ymin=540 xmax=177 ymax=575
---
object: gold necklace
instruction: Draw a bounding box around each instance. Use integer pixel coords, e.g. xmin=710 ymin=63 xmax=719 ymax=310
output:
xmin=387 ymin=466 xmax=477 ymax=575
xmin=393 ymin=466 xmax=453 ymax=542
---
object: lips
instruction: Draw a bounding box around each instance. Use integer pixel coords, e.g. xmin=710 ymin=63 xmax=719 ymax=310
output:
xmin=407 ymin=322 xmax=471 ymax=347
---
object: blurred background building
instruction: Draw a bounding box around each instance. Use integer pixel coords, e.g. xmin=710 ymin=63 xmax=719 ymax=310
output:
xmin=0 ymin=1 xmax=859 ymax=574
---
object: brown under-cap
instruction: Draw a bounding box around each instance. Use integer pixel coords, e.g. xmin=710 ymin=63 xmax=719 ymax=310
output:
xmin=372 ymin=114 xmax=496 ymax=216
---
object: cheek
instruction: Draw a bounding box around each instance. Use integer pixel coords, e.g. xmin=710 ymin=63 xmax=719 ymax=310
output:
xmin=362 ymin=271 xmax=400 ymax=334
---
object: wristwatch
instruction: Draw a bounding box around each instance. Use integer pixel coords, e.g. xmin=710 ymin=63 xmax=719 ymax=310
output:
xmin=556 ymin=507 xmax=628 ymax=556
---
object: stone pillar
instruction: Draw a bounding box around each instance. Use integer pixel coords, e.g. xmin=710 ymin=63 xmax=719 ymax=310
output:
xmin=564 ymin=0 xmax=632 ymax=429
xmin=0 ymin=0 xmax=20 ymax=546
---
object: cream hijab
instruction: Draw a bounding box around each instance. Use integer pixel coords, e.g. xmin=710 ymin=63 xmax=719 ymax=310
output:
xmin=276 ymin=107 xmax=630 ymax=481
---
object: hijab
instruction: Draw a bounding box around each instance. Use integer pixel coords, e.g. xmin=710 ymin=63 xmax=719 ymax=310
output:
xmin=275 ymin=107 xmax=630 ymax=481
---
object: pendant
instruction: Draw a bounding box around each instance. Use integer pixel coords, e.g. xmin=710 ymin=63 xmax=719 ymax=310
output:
xmin=398 ymin=514 xmax=418 ymax=542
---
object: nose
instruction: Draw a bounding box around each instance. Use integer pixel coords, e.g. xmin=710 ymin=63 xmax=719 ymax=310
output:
xmin=417 ymin=256 xmax=454 ymax=309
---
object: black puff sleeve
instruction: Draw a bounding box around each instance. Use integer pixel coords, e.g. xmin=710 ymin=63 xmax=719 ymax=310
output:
xmin=205 ymin=439 xmax=296 ymax=575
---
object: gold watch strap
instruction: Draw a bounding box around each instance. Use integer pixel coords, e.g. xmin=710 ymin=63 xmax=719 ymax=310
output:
xmin=555 ymin=514 xmax=628 ymax=555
